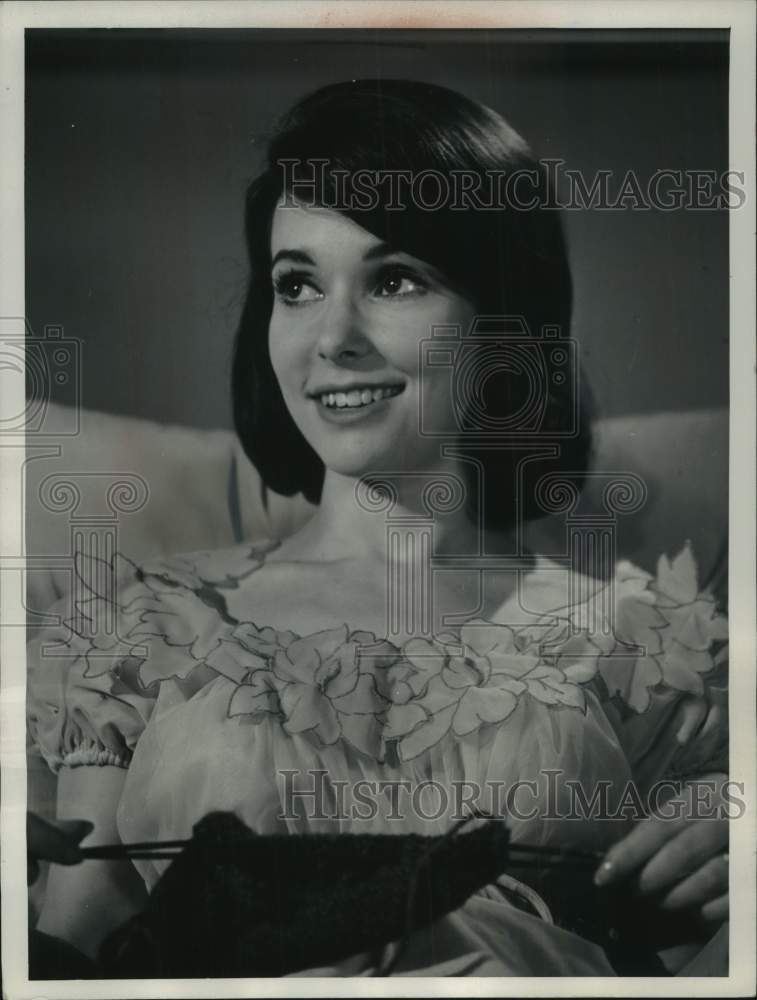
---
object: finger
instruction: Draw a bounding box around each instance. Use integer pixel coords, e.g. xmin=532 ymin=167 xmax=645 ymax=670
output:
xmin=701 ymin=893 xmax=729 ymax=925
xmin=26 ymin=813 xmax=93 ymax=865
xmin=659 ymin=853 xmax=729 ymax=911
xmin=636 ymin=819 xmax=728 ymax=896
xmin=595 ymin=809 xmax=687 ymax=886
xmin=697 ymin=704 xmax=724 ymax=740
xmin=675 ymin=696 xmax=709 ymax=746
xmin=56 ymin=819 xmax=95 ymax=845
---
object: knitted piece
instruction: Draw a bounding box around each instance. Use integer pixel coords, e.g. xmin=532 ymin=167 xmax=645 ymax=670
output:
xmin=99 ymin=811 xmax=511 ymax=977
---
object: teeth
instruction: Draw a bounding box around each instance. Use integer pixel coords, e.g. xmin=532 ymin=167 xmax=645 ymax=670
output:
xmin=318 ymin=385 xmax=403 ymax=409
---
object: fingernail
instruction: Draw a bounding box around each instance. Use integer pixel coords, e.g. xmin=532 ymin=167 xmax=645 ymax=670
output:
xmin=594 ymin=860 xmax=615 ymax=887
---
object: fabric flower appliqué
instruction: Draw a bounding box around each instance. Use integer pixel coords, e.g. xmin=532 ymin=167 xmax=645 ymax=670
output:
xmin=228 ymin=625 xmax=393 ymax=760
xmin=558 ymin=542 xmax=728 ymax=712
xmin=384 ymin=622 xmax=589 ymax=762
xmin=59 ymin=540 xmax=727 ymax=766
xmin=65 ymin=551 xmax=237 ymax=690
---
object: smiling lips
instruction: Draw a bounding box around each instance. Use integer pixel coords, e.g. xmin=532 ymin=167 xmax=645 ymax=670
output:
xmin=316 ymin=385 xmax=405 ymax=410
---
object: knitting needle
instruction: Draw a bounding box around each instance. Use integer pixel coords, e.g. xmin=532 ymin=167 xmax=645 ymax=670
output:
xmin=79 ymin=840 xmax=605 ymax=865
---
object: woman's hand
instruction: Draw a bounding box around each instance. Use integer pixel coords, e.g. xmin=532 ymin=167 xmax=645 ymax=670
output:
xmin=27 ymin=812 xmax=92 ymax=886
xmin=594 ymin=776 xmax=729 ymax=929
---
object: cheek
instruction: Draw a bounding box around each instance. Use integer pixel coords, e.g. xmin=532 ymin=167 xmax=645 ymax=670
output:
xmin=382 ymin=308 xmax=458 ymax=375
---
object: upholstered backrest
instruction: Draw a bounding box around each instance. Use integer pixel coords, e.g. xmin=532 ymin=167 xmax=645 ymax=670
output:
xmin=526 ymin=407 xmax=728 ymax=592
xmin=24 ymin=402 xmax=727 ymax=622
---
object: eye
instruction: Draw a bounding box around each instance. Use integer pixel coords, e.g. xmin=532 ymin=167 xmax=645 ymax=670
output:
xmin=374 ymin=266 xmax=428 ymax=299
xmin=272 ymin=270 xmax=323 ymax=307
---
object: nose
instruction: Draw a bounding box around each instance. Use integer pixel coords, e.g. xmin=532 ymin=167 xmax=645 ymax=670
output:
xmin=315 ymin=294 xmax=374 ymax=364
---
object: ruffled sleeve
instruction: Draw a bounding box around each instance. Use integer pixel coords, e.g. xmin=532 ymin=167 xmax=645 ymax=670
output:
xmin=583 ymin=544 xmax=729 ymax=791
xmin=27 ymin=541 xmax=279 ymax=773
xmin=27 ymin=554 xmax=160 ymax=772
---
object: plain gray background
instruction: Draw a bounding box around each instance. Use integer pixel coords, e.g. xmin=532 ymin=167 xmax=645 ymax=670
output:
xmin=26 ymin=28 xmax=729 ymax=430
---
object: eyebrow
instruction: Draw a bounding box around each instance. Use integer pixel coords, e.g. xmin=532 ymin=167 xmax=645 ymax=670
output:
xmin=271 ymin=249 xmax=315 ymax=268
xmin=270 ymin=241 xmax=396 ymax=270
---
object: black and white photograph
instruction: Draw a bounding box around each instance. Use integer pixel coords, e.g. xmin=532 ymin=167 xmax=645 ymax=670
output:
xmin=1 ymin=1 xmax=755 ymax=995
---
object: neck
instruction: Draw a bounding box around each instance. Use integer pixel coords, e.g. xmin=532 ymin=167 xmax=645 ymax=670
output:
xmin=288 ymin=461 xmax=505 ymax=564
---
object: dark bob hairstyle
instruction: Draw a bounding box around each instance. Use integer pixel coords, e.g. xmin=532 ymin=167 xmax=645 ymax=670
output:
xmin=232 ymin=79 xmax=595 ymax=530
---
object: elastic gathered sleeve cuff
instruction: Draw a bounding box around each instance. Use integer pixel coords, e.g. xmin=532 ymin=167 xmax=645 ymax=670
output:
xmin=60 ymin=742 xmax=131 ymax=770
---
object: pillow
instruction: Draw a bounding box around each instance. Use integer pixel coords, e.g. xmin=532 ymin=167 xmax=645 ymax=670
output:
xmin=526 ymin=407 xmax=727 ymax=591
xmin=23 ymin=402 xmax=314 ymax=619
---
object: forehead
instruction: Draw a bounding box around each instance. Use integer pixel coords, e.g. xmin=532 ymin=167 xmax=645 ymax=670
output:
xmin=270 ymin=203 xmax=381 ymax=258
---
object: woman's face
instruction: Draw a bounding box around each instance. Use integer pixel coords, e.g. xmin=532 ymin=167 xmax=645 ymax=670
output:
xmin=268 ymin=202 xmax=476 ymax=479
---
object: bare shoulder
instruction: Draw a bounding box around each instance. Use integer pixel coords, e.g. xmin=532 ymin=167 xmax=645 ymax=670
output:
xmin=490 ymin=551 xmax=605 ymax=622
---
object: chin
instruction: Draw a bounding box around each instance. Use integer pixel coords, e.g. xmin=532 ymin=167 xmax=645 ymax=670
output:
xmin=300 ymin=418 xmax=442 ymax=479
xmin=319 ymin=441 xmax=447 ymax=482
xmin=321 ymin=451 xmax=398 ymax=480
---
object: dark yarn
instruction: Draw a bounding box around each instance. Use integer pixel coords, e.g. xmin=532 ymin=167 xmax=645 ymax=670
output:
xmin=99 ymin=811 xmax=511 ymax=977
xmin=28 ymin=812 xmax=712 ymax=978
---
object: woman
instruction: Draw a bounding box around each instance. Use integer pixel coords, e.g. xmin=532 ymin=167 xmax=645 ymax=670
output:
xmin=27 ymin=80 xmax=729 ymax=976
